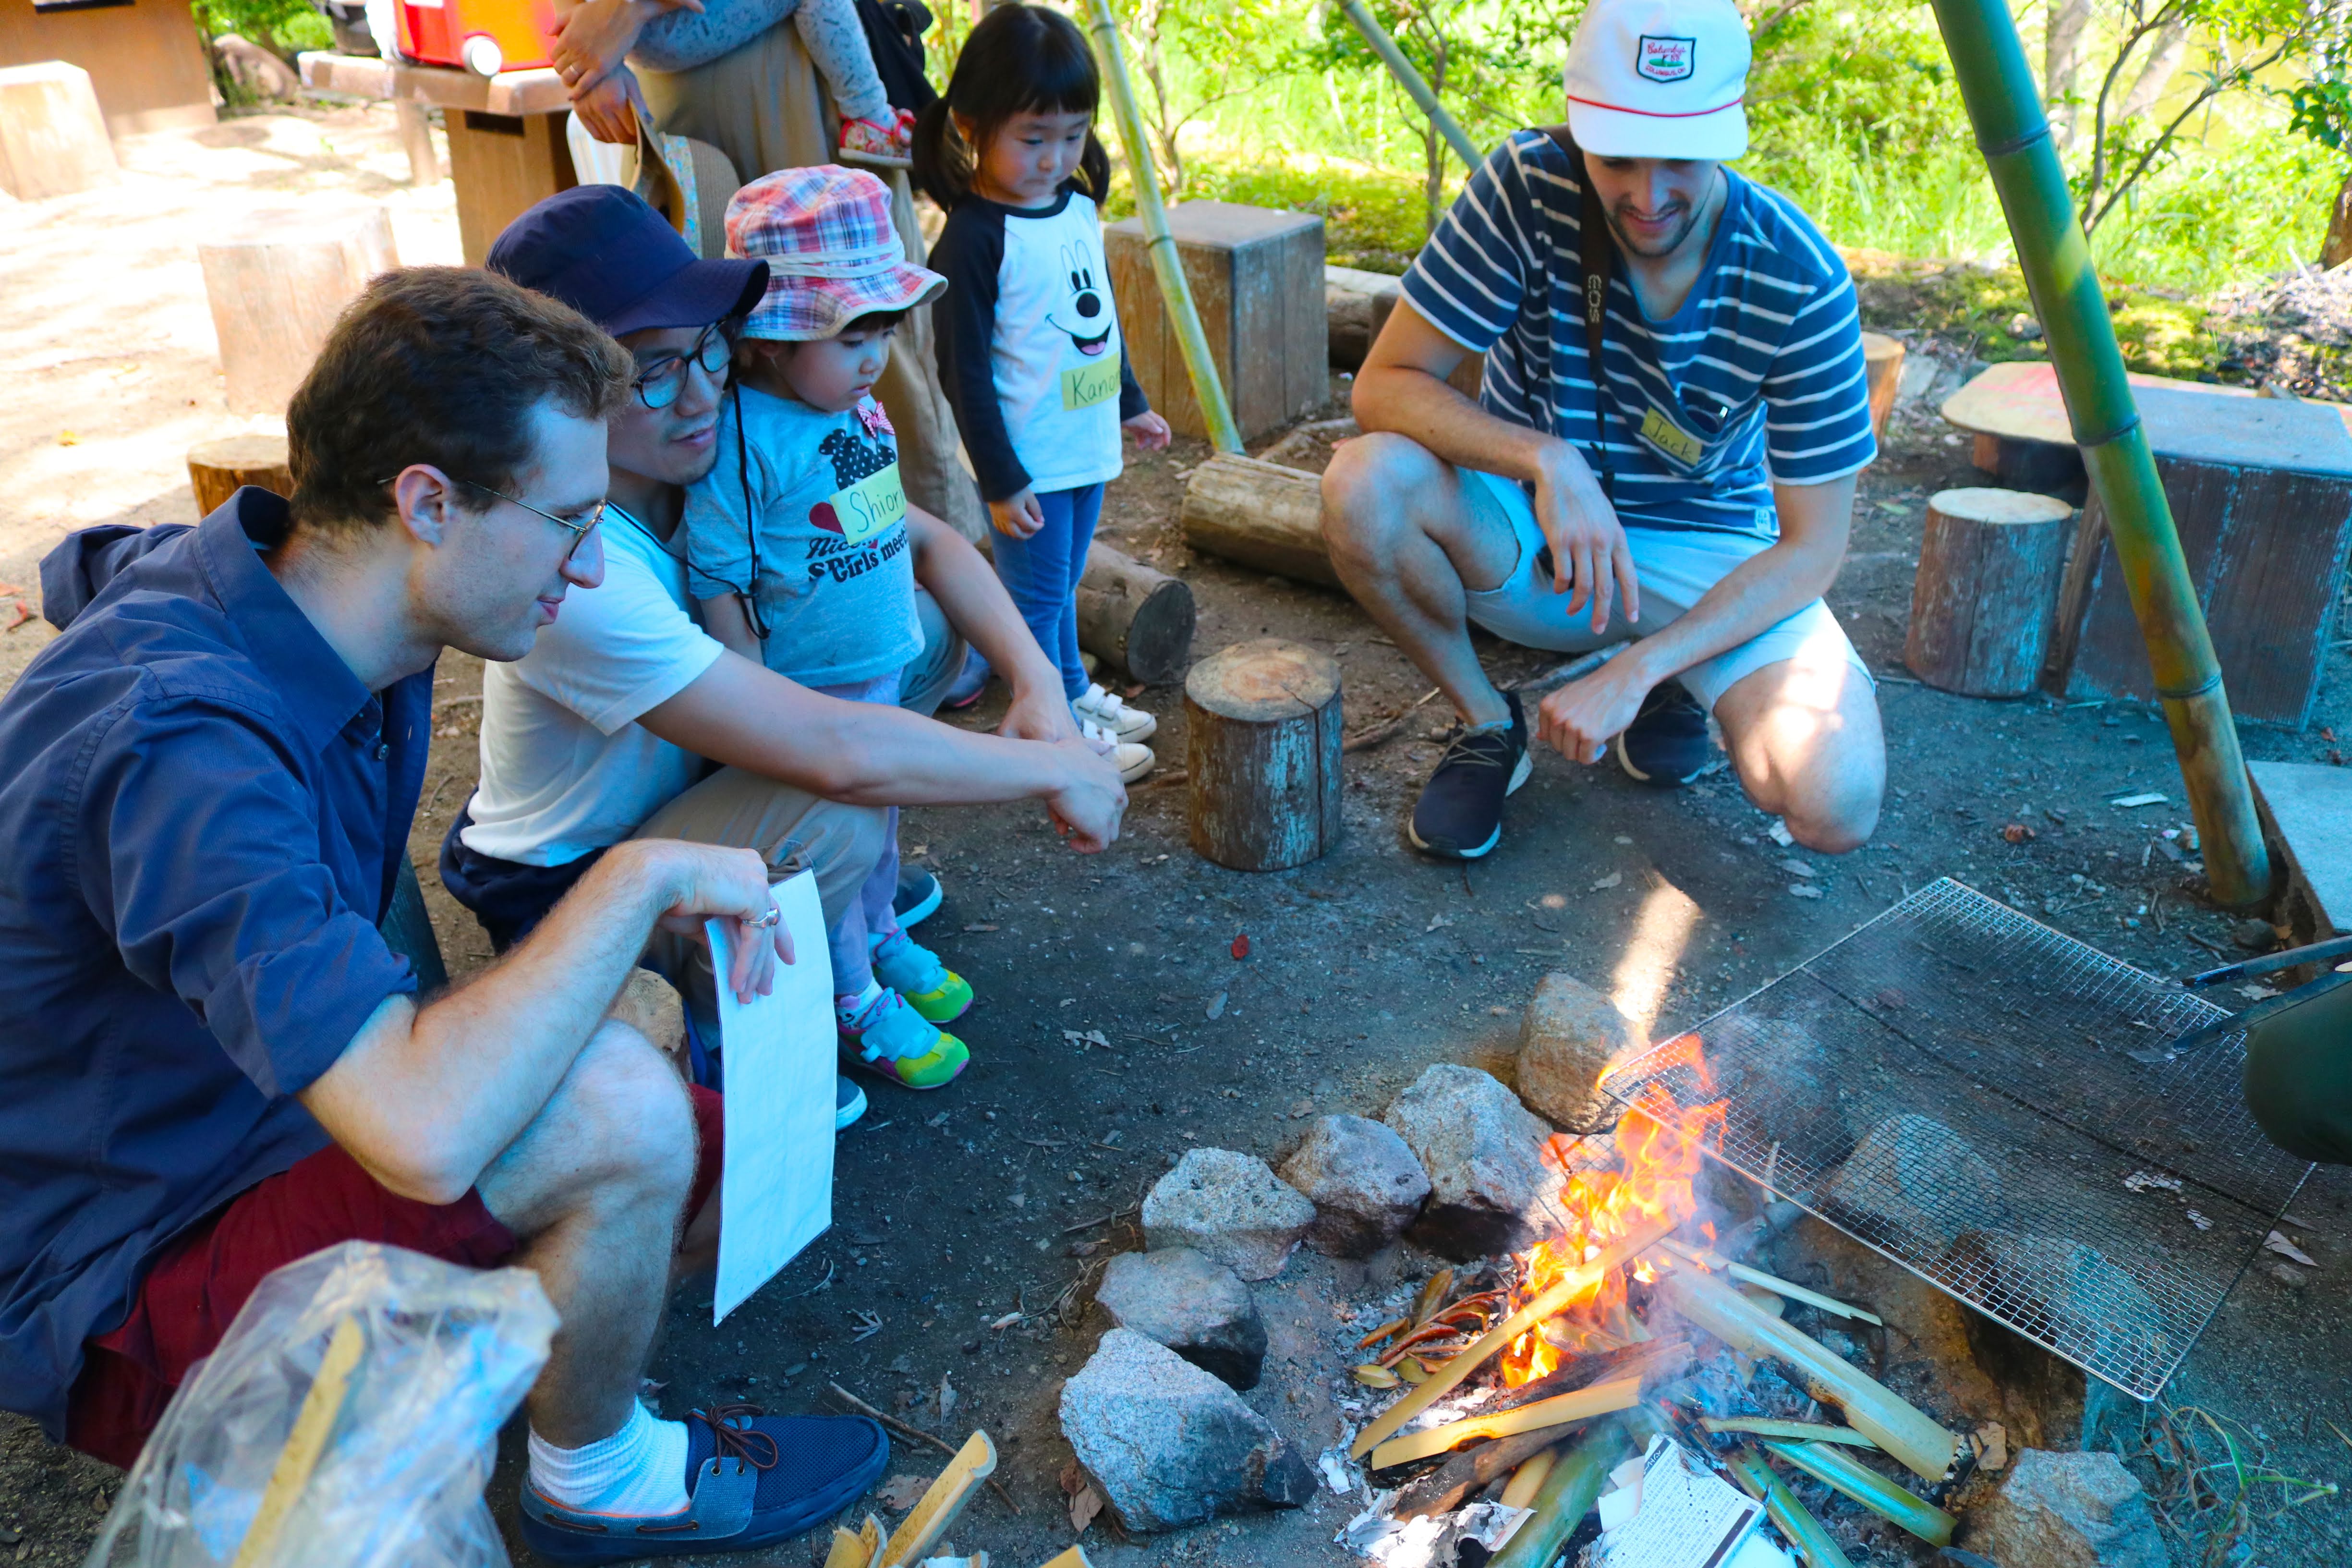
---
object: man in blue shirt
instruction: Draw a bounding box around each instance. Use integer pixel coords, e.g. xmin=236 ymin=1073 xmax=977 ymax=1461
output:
xmin=0 ymin=266 xmax=890 ymax=1559
xmin=1322 ymin=0 xmax=1886 ymax=862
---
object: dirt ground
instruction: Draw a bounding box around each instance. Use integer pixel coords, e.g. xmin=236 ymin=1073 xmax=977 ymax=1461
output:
xmin=4 ymin=107 xmax=2352 ymax=1568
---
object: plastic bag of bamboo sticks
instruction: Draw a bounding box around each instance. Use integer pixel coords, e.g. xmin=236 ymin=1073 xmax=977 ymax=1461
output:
xmin=84 ymin=1241 xmax=557 ymax=1568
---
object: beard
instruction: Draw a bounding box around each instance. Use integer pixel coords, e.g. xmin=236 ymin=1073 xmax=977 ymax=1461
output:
xmin=1603 ymin=194 xmax=1706 ymax=259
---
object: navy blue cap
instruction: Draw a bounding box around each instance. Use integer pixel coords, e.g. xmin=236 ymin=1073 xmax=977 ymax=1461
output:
xmin=487 ymin=185 xmax=768 ymax=338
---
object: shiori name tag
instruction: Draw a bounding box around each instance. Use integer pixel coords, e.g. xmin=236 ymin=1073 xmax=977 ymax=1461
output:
xmin=821 ymin=461 xmax=906 ymax=546
xmin=1061 ymin=348 xmax=1123 ymax=411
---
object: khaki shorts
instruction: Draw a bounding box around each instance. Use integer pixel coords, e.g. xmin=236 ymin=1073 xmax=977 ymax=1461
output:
xmin=1457 ymin=467 xmax=1872 ymax=713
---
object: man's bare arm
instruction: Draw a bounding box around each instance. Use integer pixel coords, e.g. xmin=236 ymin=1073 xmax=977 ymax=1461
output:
xmin=299 ymin=839 xmax=776 ymax=1205
xmin=1533 ymin=472 xmax=1859 ymax=763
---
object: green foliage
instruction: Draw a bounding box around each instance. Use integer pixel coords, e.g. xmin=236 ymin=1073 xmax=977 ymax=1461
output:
xmin=193 ymin=0 xmax=330 ymax=56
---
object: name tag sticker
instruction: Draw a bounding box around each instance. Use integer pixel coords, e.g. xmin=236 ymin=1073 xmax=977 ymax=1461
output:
xmin=822 ymin=462 xmax=905 ymax=546
xmin=1061 ymin=348 xmax=1122 ymax=412
xmin=1638 ymin=404 xmax=1705 ymax=466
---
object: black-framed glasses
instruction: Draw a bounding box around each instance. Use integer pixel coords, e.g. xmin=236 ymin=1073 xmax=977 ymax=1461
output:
xmin=452 ymin=476 xmax=606 ymax=563
xmin=633 ymin=318 xmax=736 ymax=410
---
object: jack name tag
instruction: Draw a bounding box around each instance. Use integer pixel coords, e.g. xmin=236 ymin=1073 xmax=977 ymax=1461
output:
xmin=1638 ymin=404 xmax=1706 ymax=466
xmin=1060 ymin=348 xmax=1123 ymax=412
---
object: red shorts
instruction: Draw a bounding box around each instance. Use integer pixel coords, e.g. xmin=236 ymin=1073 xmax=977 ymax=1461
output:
xmin=65 ymin=1084 xmax=723 ymax=1470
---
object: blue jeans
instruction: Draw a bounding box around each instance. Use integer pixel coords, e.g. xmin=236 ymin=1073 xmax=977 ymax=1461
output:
xmin=989 ymin=483 xmax=1104 ymax=702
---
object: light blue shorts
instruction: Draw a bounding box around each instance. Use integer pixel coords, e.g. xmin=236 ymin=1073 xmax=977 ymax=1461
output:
xmin=1456 ymin=468 xmax=1873 ymax=714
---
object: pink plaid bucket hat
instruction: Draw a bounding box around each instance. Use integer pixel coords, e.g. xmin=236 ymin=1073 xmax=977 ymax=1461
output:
xmin=725 ymin=166 xmax=946 ymax=340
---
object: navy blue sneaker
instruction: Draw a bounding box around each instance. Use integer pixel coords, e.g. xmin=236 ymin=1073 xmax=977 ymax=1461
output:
xmin=518 ymin=1405 xmax=888 ymax=1563
xmin=1615 ymin=680 xmax=1710 ymax=787
xmin=1407 ymin=690 xmax=1531 ymax=860
xmin=892 ymin=867 xmax=943 ymax=928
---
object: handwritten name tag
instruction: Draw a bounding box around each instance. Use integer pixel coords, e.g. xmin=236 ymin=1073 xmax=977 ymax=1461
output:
xmin=824 ymin=462 xmax=906 ymax=546
xmin=1061 ymin=349 xmax=1122 ymax=412
xmin=1638 ymin=404 xmax=1705 ymax=467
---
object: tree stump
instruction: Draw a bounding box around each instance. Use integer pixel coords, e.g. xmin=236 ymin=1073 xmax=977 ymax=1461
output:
xmin=1903 ymin=487 xmax=2073 ymax=697
xmin=1180 ymin=451 xmax=1333 ymax=587
xmin=198 ymin=207 xmax=399 ymax=415
xmin=1861 ymin=331 xmax=1904 ymax=444
xmin=1185 ymin=638 xmax=1342 ymax=872
xmin=187 ymin=433 xmax=293 ymax=516
xmin=0 ymin=61 xmax=119 ymax=200
xmin=1075 ymin=543 xmax=1195 ymax=686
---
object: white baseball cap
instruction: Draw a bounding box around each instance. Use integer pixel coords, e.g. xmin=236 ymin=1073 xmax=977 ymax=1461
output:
xmin=1564 ymin=0 xmax=1751 ymax=161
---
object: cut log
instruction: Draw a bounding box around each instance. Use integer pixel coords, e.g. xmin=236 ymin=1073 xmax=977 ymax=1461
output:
xmin=1180 ymin=451 xmax=1333 ymax=587
xmin=187 ymin=433 xmax=293 ymax=516
xmin=1861 ymin=331 xmax=1904 ymax=445
xmin=0 ymin=61 xmax=119 ymax=201
xmin=1074 ymin=543 xmax=1195 ymax=685
xmin=1902 ymin=486 xmax=2073 ymax=698
xmin=1184 ymin=638 xmax=1343 ymax=873
xmin=199 ymin=207 xmax=400 ymax=415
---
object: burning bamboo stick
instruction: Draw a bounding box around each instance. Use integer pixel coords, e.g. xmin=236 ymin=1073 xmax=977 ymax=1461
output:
xmin=1490 ymin=1338 xmax=1689 ymax=1416
xmin=1349 ymin=1215 xmax=1677 ymax=1460
xmin=1722 ymin=1444 xmax=1855 ymax=1568
xmin=1656 ymin=1264 xmax=1961 ymax=1483
xmin=1699 ymin=1417 xmax=1875 ymax=1448
xmin=1661 ymin=1239 xmax=1884 ymax=1325
xmin=1395 ymin=1427 xmax=1569 ymax=1519
xmin=1762 ymin=1439 xmax=1956 ymax=1546
xmin=1370 ymin=1374 xmax=1640 ymax=1468
xmin=1486 ymin=1421 xmax=1636 ymax=1568
xmin=1498 ymin=1446 xmax=1558 ymax=1509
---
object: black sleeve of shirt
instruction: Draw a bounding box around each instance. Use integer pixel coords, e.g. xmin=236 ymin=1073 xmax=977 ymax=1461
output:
xmin=1117 ymin=346 xmax=1147 ymax=422
xmin=928 ymin=203 xmax=1032 ymax=502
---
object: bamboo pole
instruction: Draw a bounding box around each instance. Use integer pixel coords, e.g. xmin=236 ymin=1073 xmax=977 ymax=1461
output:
xmin=1927 ymin=0 xmax=2269 ymax=908
xmin=1486 ymin=1421 xmax=1633 ymax=1568
xmin=1762 ymin=1440 xmax=1956 ymax=1547
xmin=1370 ymin=1374 xmax=1639 ymax=1468
xmin=1079 ymin=0 xmax=1243 ymax=455
xmin=1700 ymin=1417 xmax=1876 ymax=1448
xmin=1723 ymin=1445 xmax=1856 ymax=1568
xmin=1335 ymin=0 xmax=1481 ymax=169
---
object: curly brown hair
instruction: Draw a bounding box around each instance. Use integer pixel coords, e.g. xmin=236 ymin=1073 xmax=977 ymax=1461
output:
xmin=286 ymin=267 xmax=632 ymax=532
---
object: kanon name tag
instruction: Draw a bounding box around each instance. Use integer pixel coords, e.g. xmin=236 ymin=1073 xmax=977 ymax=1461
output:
xmin=1061 ymin=350 xmax=1123 ymax=411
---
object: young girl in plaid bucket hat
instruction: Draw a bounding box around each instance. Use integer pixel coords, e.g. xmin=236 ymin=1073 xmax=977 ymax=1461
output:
xmin=682 ymin=164 xmax=1003 ymax=1093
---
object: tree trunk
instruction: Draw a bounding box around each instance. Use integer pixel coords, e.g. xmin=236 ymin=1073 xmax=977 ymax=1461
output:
xmin=1185 ymin=637 xmax=1343 ymax=872
xmin=2118 ymin=19 xmax=2190 ymax=124
xmin=197 ymin=207 xmax=399 ymax=414
xmin=1180 ymin=451 xmax=1334 ymax=586
xmin=2326 ymin=172 xmax=2352 ymax=270
xmin=2041 ymin=0 xmax=2094 ymax=148
xmin=187 ymin=433 xmax=293 ymax=516
xmin=1903 ymin=486 xmax=2074 ymax=697
xmin=1074 ymin=543 xmax=1196 ymax=685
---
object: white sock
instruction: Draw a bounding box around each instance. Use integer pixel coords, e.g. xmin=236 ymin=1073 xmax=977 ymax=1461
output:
xmin=835 ymin=976 xmax=885 ymax=1022
xmin=528 ymin=1399 xmax=691 ymax=1518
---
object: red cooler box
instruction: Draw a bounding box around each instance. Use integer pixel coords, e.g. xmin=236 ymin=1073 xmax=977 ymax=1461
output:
xmin=397 ymin=0 xmax=557 ymax=76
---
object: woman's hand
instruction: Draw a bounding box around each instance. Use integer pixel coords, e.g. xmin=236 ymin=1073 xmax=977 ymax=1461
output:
xmin=570 ymin=66 xmax=646 ymax=144
xmin=988 ymin=487 xmax=1045 ymax=539
xmin=1122 ymin=410 xmax=1172 ymax=452
xmin=551 ymin=0 xmax=696 ymax=93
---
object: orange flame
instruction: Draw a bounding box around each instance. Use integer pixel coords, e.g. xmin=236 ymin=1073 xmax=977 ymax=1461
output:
xmin=1500 ymin=1038 xmax=1723 ymax=1386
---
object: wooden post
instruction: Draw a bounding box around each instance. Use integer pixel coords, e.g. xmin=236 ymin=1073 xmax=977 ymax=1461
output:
xmin=394 ymin=99 xmax=441 ymax=185
xmin=1075 ymin=543 xmax=1195 ymax=685
xmin=443 ymin=108 xmax=577 ymax=265
xmin=199 ymin=207 xmax=399 ymax=415
xmin=1179 ymin=452 xmax=1334 ymax=587
xmin=0 ymin=61 xmax=119 ymax=200
xmin=1185 ymin=638 xmax=1342 ymax=872
xmin=1903 ymin=487 xmax=2073 ymax=697
xmin=1861 ymin=331 xmax=1904 ymax=445
xmin=1104 ymin=202 xmax=1326 ymax=444
xmin=187 ymin=433 xmax=293 ymax=516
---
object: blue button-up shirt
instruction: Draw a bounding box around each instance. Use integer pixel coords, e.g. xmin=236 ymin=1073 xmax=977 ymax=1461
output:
xmin=0 ymin=490 xmax=428 ymax=1437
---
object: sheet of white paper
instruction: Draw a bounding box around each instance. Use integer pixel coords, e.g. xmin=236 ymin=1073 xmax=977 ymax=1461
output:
xmin=709 ymin=870 xmax=835 ymax=1323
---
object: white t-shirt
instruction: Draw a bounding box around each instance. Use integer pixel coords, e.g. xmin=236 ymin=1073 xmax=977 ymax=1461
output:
xmin=460 ymin=509 xmax=725 ymax=866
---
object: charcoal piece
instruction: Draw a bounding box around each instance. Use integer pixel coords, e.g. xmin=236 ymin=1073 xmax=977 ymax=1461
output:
xmin=1949 ymin=1230 xmax=2171 ymax=1388
xmin=1817 ymin=1113 xmax=2003 ymax=1253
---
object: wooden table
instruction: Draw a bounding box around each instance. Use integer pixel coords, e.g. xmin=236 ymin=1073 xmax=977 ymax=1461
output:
xmin=298 ymin=51 xmax=574 ymax=265
xmin=1939 ymin=360 xmax=2352 ymax=729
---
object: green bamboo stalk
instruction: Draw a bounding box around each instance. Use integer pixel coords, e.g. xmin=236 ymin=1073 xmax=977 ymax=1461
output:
xmin=1762 ymin=1440 xmax=1957 ymax=1547
xmin=1487 ymin=1420 xmax=1633 ymax=1568
xmin=1700 ymin=1417 xmax=1876 ymax=1448
xmin=1079 ymin=0 xmax=1243 ymax=455
xmin=1723 ymin=1445 xmax=1856 ymax=1568
xmin=1336 ymin=0 xmax=1480 ymax=169
xmin=1927 ymin=0 xmax=2269 ymax=908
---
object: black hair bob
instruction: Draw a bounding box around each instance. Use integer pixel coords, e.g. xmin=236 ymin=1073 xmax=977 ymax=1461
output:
xmin=910 ymin=3 xmax=1112 ymax=209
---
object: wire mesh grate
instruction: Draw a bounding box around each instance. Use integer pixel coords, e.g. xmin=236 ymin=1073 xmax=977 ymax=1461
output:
xmin=1603 ymin=879 xmax=2311 ymax=1400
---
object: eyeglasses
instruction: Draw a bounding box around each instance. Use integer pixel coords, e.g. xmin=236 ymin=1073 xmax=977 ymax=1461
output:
xmin=633 ymin=319 xmax=736 ymax=411
xmin=452 ymin=477 xmax=606 ymax=563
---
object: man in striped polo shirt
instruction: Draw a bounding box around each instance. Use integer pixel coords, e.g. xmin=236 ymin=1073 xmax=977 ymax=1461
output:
xmin=1323 ymin=0 xmax=1884 ymax=862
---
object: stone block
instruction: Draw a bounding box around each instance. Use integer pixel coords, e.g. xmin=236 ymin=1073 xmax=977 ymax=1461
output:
xmin=1142 ymin=1147 xmax=1314 ymax=1280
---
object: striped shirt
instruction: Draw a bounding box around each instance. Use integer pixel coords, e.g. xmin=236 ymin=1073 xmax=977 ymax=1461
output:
xmin=1401 ymin=130 xmax=1875 ymax=541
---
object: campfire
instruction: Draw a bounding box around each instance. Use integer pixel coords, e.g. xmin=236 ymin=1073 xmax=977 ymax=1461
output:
xmin=1333 ymin=1043 xmax=1968 ymax=1568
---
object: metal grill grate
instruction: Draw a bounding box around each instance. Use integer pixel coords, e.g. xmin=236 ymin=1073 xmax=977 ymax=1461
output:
xmin=1603 ymin=879 xmax=2311 ymax=1400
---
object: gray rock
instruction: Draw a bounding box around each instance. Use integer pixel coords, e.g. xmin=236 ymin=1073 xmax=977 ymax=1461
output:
xmin=1948 ymin=1230 xmax=2171 ymax=1392
xmin=1059 ymin=1329 xmax=1311 ymax=1532
xmin=1704 ymin=1015 xmax=1853 ymax=1154
xmin=1278 ymin=1115 xmax=1430 ymax=1259
xmin=1382 ymin=1064 xmax=1561 ymax=1260
xmin=1094 ymin=1248 xmax=1267 ymax=1390
xmin=1141 ymin=1148 xmax=1314 ymax=1280
xmin=1819 ymin=1114 xmax=2002 ymax=1253
xmin=1960 ymin=1449 xmax=2168 ymax=1568
xmin=1516 ymin=972 xmax=1645 ymax=1131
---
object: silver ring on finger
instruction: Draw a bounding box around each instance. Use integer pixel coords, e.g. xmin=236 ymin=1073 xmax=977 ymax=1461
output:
xmin=749 ymin=907 xmax=781 ymax=929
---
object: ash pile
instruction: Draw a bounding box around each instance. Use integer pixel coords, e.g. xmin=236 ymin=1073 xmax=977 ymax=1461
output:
xmin=1055 ymin=972 xmax=2177 ymax=1568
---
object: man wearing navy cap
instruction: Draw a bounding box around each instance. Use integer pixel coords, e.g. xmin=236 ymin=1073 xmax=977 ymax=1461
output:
xmin=440 ymin=185 xmax=1125 ymax=1121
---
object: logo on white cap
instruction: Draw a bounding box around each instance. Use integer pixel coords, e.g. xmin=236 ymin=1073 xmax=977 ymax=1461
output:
xmin=1636 ymin=35 xmax=1696 ymax=83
